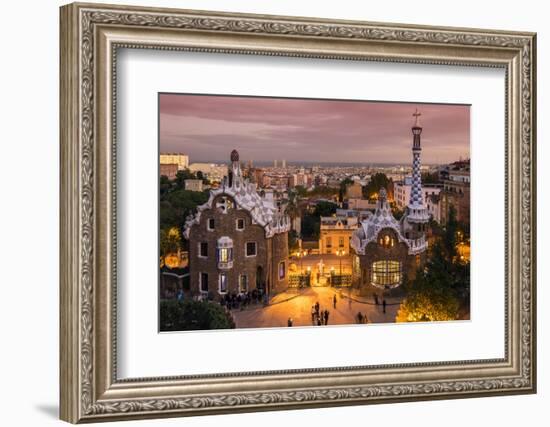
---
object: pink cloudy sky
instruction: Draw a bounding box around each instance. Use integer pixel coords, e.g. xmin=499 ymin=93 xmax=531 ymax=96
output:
xmin=159 ymin=94 xmax=470 ymax=165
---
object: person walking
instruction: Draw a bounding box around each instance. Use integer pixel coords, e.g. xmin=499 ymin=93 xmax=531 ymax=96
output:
xmin=333 ymin=294 xmax=337 ymax=309
xmin=382 ymin=298 xmax=387 ymax=314
xmin=317 ymin=317 xmax=322 ymax=326
xmin=315 ymin=301 xmax=320 ymax=317
xmin=357 ymin=312 xmax=363 ymax=324
xmin=324 ymin=309 xmax=330 ymax=325
xmin=287 ymin=317 xmax=293 ymax=327
xmin=311 ymin=305 xmax=316 ymax=324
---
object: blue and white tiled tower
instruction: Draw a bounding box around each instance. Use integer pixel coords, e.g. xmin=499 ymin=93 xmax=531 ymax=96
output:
xmin=406 ymin=109 xmax=430 ymax=225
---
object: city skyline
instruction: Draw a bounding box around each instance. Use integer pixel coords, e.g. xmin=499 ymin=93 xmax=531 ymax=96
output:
xmin=160 ymin=93 xmax=470 ymax=164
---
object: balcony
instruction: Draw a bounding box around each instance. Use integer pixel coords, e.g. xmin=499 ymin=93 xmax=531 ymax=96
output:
xmin=217 ymin=260 xmax=234 ymax=270
xmin=408 ymin=236 xmax=427 ymax=255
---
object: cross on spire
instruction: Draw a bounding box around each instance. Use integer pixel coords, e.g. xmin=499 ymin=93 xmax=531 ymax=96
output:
xmin=413 ymin=108 xmax=421 ymax=127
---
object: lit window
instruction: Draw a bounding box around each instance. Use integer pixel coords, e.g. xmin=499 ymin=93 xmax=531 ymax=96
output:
xmin=199 ymin=242 xmax=208 ymax=258
xmin=199 ymin=272 xmax=208 ymax=293
xmin=239 ymin=275 xmax=248 ymax=293
xmin=371 ymin=260 xmax=402 ymax=289
xmin=207 ymin=218 xmax=215 ymax=230
xmin=218 ymin=272 xmax=228 ymax=294
xmin=326 ymin=237 xmax=332 ymax=247
xmin=236 ymin=218 xmax=245 ymax=230
xmin=279 ymin=261 xmax=286 ymax=279
xmin=217 ymin=236 xmax=233 ymax=269
xmin=219 ymin=247 xmax=231 ymax=262
xmin=339 ymin=237 xmax=344 ymax=247
xmin=246 ymin=241 xmax=257 ymax=257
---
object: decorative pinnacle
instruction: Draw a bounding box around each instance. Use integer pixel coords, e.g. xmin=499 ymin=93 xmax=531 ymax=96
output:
xmin=379 ymin=187 xmax=387 ymax=201
xmin=413 ymin=108 xmax=421 ymax=127
xmin=230 ymin=149 xmax=239 ymax=162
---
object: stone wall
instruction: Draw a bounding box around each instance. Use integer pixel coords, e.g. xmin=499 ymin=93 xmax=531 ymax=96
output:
xmin=271 ymin=232 xmax=289 ymax=293
xmin=188 ymin=194 xmax=269 ymax=299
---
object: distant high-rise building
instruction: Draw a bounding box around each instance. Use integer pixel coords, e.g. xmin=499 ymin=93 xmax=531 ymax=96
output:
xmin=282 ymin=159 xmax=287 ymax=168
xmin=160 ymin=153 xmax=189 ymax=170
xmin=274 ymin=159 xmax=278 ymax=168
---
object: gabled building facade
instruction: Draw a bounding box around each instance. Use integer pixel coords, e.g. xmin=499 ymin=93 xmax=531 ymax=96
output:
xmin=184 ymin=150 xmax=291 ymax=299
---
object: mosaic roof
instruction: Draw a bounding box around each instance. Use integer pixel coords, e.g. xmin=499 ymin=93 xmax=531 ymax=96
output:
xmin=183 ymin=151 xmax=291 ymax=239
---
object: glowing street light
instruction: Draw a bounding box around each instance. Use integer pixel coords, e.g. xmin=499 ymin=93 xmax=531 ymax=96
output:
xmin=296 ymin=249 xmax=307 ymax=274
xmin=336 ymin=249 xmax=345 ymax=276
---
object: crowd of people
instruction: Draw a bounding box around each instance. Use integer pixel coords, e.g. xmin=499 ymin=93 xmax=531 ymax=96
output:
xmin=356 ymin=311 xmax=368 ymax=324
xmin=286 ymin=294 xmax=377 ymax=326
xmin=310 ymin=300 xmax=331 ymax=326
xmin=219 ymin=289 xmax=266 ymax=311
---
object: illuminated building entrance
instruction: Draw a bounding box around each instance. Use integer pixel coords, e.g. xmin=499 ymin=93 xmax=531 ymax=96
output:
xmin=370 ymin=260 xmax=402 ymax=289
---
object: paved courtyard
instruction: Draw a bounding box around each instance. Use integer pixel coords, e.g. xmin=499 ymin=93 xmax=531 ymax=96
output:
xmin=232 ymin=286 xmax=401 ymax=329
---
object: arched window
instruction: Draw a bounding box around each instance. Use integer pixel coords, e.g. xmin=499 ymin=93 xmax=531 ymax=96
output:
xmin=371 ymin=260 xmax=402 ymax=289
xmin=379 ymin=233 xmax=395 ymax=248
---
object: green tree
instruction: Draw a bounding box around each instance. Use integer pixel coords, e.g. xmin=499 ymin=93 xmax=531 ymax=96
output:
xmin=159 ymin=175 xmax=172 ymax=196
xmin=391 ymin=204 xmax=405 ymax=220
xmin=174 ymin=168 xmax=198 ymax=189
xmin=421 ymin=171 xmax=440 ymax=184
xmin=285 ymin=190 xmax=300 ymax=220
xmin=299 ymin=200 xmax=338 ymax=239
xmin=363 ymin=173 xmax=391 ymax=199
xmin=159 ymin=200 xmax=179 ymax=230
xmin=301 ymin=215 xmax=320 ymax=239
xmin=162 ymin=189 xmax=209 ymax=230
xmin=397 ymin=242 xmax=460 ymax=322
xmin=160 ymin=300 xmax=235 ymax=331
xmin=396 ymin=287 xmax=460 ymax=322
xmin=313 ymin=201 xmax=338 ymax=217
xmin=294 ymin=185 xmax=308 ymax=197
xmin=339 ymin=177 xmax=354 ymax=202
xmin=397 ymin=206 xmax=471 ymax=323
xmin=288 ymin=230 xmax=300 ymax=252
xmin=159 ymin=227 xmax=182 ymax=261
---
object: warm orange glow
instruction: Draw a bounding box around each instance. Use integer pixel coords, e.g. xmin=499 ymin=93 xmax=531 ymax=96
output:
xmin=164 ymin=254 xmax=180 ymax=268
xmin=456 ymin=242 xmax=470 ymax=263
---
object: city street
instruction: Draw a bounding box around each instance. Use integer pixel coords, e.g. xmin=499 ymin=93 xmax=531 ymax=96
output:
xmin=232 ymin=286 xmax=401 ymax=329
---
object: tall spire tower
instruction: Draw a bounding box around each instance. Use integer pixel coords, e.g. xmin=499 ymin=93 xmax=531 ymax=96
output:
xmin=407 ymin=109 xmax=430 ymax=224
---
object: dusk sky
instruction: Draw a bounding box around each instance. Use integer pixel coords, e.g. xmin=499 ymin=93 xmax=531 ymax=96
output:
xmin=159 ymin=94 xmax=470 ymax=165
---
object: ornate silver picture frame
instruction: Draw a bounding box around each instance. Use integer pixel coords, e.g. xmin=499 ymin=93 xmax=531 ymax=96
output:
xmin=60 ymin=2 xmax=536 ymax=423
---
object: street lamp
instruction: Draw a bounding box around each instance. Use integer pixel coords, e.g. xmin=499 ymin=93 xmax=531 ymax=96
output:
xmin=296 ymin=249 xmax=307 ymax=274
xmin=296 ymin=249 xmax=307 ymax=288
xmin=336 ymin=249 xmax=345 ymax=276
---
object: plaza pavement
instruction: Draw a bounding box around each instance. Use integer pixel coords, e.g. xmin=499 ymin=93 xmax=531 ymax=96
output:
xmin=231 ymin=286 xmax=401 ymax=329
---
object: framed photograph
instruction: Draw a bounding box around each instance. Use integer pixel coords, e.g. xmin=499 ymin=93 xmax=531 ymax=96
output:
xmin=60 ymin=2 xmax=536 ymax=423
